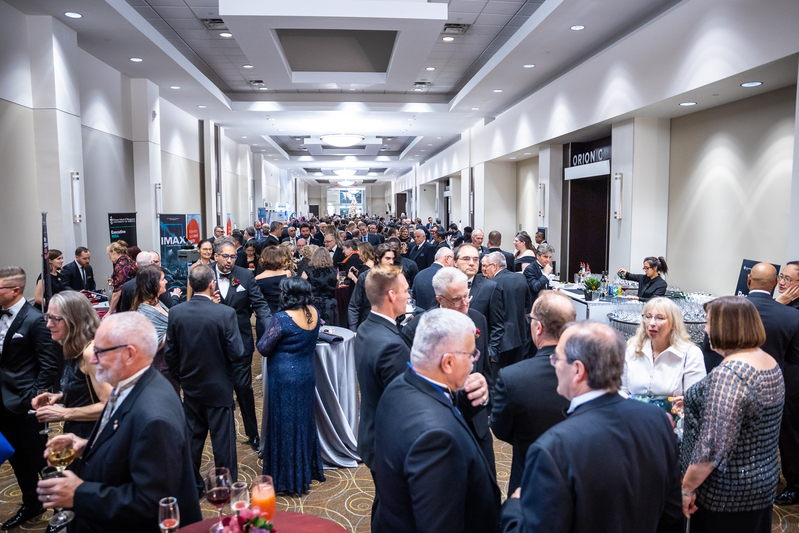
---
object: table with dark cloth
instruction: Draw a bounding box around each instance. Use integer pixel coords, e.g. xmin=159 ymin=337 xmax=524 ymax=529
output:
xmin=333 ymin=285 xmax=350 ymax=328
xmin=179 ymin=511 xmax=348 ymax=533
xmin=314 ymin=326 xmax=360 ymax=468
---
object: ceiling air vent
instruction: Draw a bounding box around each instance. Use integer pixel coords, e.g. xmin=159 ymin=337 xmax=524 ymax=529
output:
xmin=248 ymin=80 xmax=266 ymax=88
xmin=200 ymin=19 xmax=228 ymax=31
xmin=368 ymin=168 xmax=388 ymax=173
xmin=316 ymin=179 xmax=330 ymax=184
xmin=413 ymin=82 xmax=432 ymax=89
xmin=442 ymin=23 xmax=470 ymax=35
xmin=362 ymin=179 xmax=378 ymax=184
xmin=303 ymin=168 xmax=322 ymax=174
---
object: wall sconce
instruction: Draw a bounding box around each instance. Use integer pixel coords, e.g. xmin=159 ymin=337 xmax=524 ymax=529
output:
xmin=70 ymin=172 xmax=81 ymax=223
xmin=613 ymin=172 xmax=623 ymax=219
xmin=154 ymin=183 xmax=163 ymax=214
xmin=538 ymin=183 xmax=546 ymax=218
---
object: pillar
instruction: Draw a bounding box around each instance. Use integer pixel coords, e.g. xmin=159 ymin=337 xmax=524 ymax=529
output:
xmin=538 ymin=145 xmax=563 ymax=269
xmin=131 ymin=78 xmax=161 ymax=251
xmin=787 ymin=67 xmax=799 ymax=261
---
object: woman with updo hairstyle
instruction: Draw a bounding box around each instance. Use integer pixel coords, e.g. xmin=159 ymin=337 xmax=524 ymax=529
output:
xmin=617 ymin=255 xmax=669 ymax=300
xmin=513 ymin=231 xmax=536 ymax=272
xmin=278 ymin=242 xmax=297 ymax=273
xmin=34 ymin=249 xmax=66 ymax=309
xmin=255 ymin=246 xmax=292 ymax=342
xmin=296 ymin=243 xmax=317 ymax=278
xmin=33 ymin=291 xmax=112 ymax=439
xmin=256 ymin=277 xmax=324 ymax=494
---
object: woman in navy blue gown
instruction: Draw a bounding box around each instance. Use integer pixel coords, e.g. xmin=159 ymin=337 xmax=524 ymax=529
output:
xmin=256 ymin=277 xmax=325 ymax=494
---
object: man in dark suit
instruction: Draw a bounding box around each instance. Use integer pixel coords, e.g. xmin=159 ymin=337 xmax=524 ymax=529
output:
xmin=456 ymin=244 xmax=505 ymax=364
xmin=0 ymin=267 xmax=60 ymax=529
xmin=61 ymin=247 xmax=96 ymax=292
xmin=37 ymin=313 xmax=203 ymax=533
xmin=406 ymin=229 xmax=434 ymax=272
xmin=482 ymin=251 xmax=532 ymax=369
xmin=165 ymin=264 xmax=244 ymax=485
xmin=471 ymin=229 xmax=488 ymax=255
xmin=244 ymin=226 xmax=262 ymax=257
xmin=367 ymin=223 xmax=383 ymax=247
xmin=487 ymin=230 xmax=515 ymax=273
xmin=431 ymin=227 xmax=450 ymax=251
xmin=354 ymin=264 xmax=410 ymax=523
xmin=280 ymin=226 xmax=298 ymax=249
xmin=490 ymin=291 xmax=575 ymax=493
xmin=500 ymin=321 xmax=682 ymax=533
xmin=373 ymin=309 xmax=500 ymax=533
xmin=323 ymin=234 xmax=345 ymax=267
xmin=411 ymin=248 xmax=454 ymax=310
xmin=744 ymin=263 xmax=799 ymax=506
xmin=777 ymin=261 xmax=799 ymax=309
xmin=400 ymin=267 xmax=495 ymax=473
xmin=212 ymin=237 xmax=272 ymax=451
xmin=264 ymin=221 xmax=283 ymax=248
xmin=523 ymin=243 xmax=554 ymax=302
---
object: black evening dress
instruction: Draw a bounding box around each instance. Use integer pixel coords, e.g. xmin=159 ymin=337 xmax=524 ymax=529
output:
xmin=256 ymin=310 xmax=325 ymax=494
xmin=514 ymin=255 xmax=536 ymax=273
xmin=60 ymin=358 xmax=98 ymax=439
xmin=255 ymin=274 xmax=287 ymax=342
xmin=306 ymin=266 xmax=338 ymax=326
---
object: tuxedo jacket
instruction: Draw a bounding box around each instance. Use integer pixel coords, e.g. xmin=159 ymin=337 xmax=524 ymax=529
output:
xmin=411 ymin=263 xmax=443 ymax=310
xmin=330 ymin=246 xmax=346 ymax=269
xmin=61 ymin=260 xmax=96 ymax=291
xmin=347 ymin=269 xmax=370 ymax=331
xmin=492 ymin=268 xmax=532 ymax=352
xmin=488 ymin=247 xmax=515 ymax=273
xmin=373 ymin=367 xmax=501 ymax=533
xmin=264 ymin=235 xmax=281 ymax=248
xmin=407 ymin=241 xmax=434 ymax=272
xmin=399 ymin=256 xmax=419 ymax=288
xmin=500 ymin=393 xmax=682 ymax=533
xmin=748 ymin=291 xmax=799 ymax=389
xmin=72 ymin=366 xmax=203 ymax=533
xmin=490 ymin=346 xmax=568 ymax=493
xmin=354 ymin=312 xmax=411 ymax=468
xmin=469 ymin=274 xmax=506 ymax=360
xmin=0 ymin=301 xmax=60 ymax=414
xmin=367 ymin=233 xmax=383 ymax=247
xmin=214 ymin=264 xmax=271 ymax=355
xmin=523 ymin=260 xmax=550 ymax=302
xmin=164 ymin=296 xmax=244 ymax=407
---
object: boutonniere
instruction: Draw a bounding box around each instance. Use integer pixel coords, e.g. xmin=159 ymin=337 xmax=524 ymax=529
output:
xmin=231 ymin=278 xmax=240 ymax=288
xmin=475 ymin=327 xmax=481 ymax=339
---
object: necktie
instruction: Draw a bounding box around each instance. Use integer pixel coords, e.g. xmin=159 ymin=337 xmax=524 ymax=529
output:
xmin=81 ymin=267 xmax=87 ymax=288
xmin=467 ymin=281 xmax=472 ymax=290
xmin=0 ymin=309 xmax=11 ymax=318
xmin=92 ymin=374 xmax=142 ymax=445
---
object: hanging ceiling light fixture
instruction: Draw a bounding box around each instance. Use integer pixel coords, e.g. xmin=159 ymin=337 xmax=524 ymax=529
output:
xmin=333 ymin=169 xmax=357 ymax=177
xmin=320 ymin=134 xmax=365 ymax=148
xmin=338 ymin=180 xmax=355 ymax=187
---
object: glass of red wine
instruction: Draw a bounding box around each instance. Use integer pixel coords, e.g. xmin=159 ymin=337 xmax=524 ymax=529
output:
xmin=205 ymin=467 xmax=232 ymax=522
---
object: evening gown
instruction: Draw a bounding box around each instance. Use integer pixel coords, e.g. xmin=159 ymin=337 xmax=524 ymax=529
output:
xmin=306 ymin=267 xmax=339 ymax=326
xmin=255 ymin=274 xmax=287 ymax=342
xmin=60 ymin=358 xmax=98 ymax=439
xmin=256 ymin=310 xmax=325 ymax=494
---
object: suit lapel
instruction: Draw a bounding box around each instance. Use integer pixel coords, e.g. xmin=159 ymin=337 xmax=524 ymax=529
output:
xmin=2 ymin=301 xmax=30 ymax=355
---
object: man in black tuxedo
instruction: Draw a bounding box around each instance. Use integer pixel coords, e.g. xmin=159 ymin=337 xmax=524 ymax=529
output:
xmin=411 ymin=248 xmax=454 ymax=310
xmin=354 ymin=263 xmax=411 ymax=521
xmin=471 ymin=229 xmax=488 ymax=255
xmin=213 ymin=237 xmax=272 ymax=451
xmin=500 ymin=321 xmax=682 ymax=533
xmin=37 ymin=313 xmax=203 ymax=533
xmin=209 ymin=225 xmax=224 ymax=245
xmin=523 ymin=243 xmax=554 ymax=302
xmin=490 ymin=291 xmax=574 ymax=493
xmin=406 ymin=229 xmax=434 ymax=272
xmin=400 ymin=267 xmax=495 ymax=472
xmin=744 ymin=264 xmax=799 ymax=506
xmin=367 ymin=223 xmax=383 ymax=247
xmin=244 ymin=226 xmax=262 ymax=257
xmin=483 ymin=252 xmax=532 ymax=369
xmin=323 ymin=234 xmax=345 ymax=267
xmin=487 ymin=230 xmax=515 ymax=273
xmin=455 ymin=244 xmax=505 ymax=364
xmin=373 ymin=309 xmax=500 ymax=532
xmin=263 ymin=221 xmax=283 ymax=248
xmin=61 ymin=247 xmax=96 ymax=292
xmin=165 ymin=264 xmax=244 ymax=485
xmin=0 ymin=267 xmax=60 ymax=529
xmin=431 ymin=227 xmax=450 ymax=251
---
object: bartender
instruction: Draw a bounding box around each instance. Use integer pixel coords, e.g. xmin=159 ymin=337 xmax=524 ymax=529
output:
xmin=617 ymin=256 xmax=668 ymax=300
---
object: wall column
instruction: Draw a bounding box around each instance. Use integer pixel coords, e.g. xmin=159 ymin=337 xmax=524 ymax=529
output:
xmin=450 ymin=175 xmax=462 ymax=227
xmin=538 ymin=145 xmax=563 ymax=268
xmin=460 ymin=168 xmax=470 ymax=229
xmin=418 ymin=182 xmax=436 ymax=221
xmin=202 ymin=120 xmax=218 ymax=235
xmin=130 ymin=78 xmax=161 ymax=251
xmin=787 ymin=69 xmax=799 ymax=261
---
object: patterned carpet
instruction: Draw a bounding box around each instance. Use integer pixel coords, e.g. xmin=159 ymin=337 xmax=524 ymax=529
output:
xmin=2 ymin=353 xmax=799 ymax=531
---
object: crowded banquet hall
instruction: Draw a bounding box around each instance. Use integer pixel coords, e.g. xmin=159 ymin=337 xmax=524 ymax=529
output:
xmin=1 ymin=0 xmax=799 ymax=531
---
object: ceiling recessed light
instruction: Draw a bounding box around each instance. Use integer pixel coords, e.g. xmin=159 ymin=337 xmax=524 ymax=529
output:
xmin=523 ymin=152 xmax=531 ymax=155
xmin=570 ymin=25 xmax=585 ymax=31
xmin=471 ymin=107 xmax=479 ymax=111
xmin=316 ymin=172 xmax=324 ymax=176
xmin=741 ymin=81 xmax=763 ymax=88
xmin=252 ymin=143 xmax=258 ymax=146
xmin=242 ymin=64 xmax=253 ymax=69
xmin=679 ymin=102 xmax=697 ymax=106
xmin=242 ymin=136 xmax=247 ymax=139
xmin=64 ymin=12 xmax=82 ymax=18
xmin=443 ymin=36 xmax=455 ymax=42
xmin=169 ymin=86 xmax=180 ymax=90
xmin=219 ymin=32 xmax=232 ymax=38
xmin=349 ymin=88 xmax=357 ymax=91
xmin=436 ymin=136 xmax=442 ymax=139
xmin=493 ymin=89 xmax=502 ymax=93
xmin=428 ymin=143 xmax=433 ymax=146
xmin=421 ymin=149 xmax=426 ymax=152
xmin=509 ymin=157 xmax=517 ymax=160
xmin=130 ymin=57 xmax=143 ymax=62
xmin=425 ymin=67 xmax=436 ymax=71
xmin=259 ymin=87 xmax=268 ymax=90
xmin=197 ymin=105 xmax=206 ymax=109
xmin=320 ymin=134 xmax=365 ymax=147
xmin=523 ymin=64 xmax=535 ymax=68
xmin=268 ymin=117 xmax=276 ymax=121
xmin=414 ymin=88 xmax=424 ymax=91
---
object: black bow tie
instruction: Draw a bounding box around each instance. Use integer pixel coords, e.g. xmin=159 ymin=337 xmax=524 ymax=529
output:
xmin=0 ymin=309 xmax=11 ymax=318
xmin=218 ymin=272 xmax=231 ymax=279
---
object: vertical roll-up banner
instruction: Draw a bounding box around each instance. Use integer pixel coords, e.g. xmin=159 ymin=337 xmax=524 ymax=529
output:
xmin=108 ymin=213 xmax=138 ymax=247
xmin=41 ymin=212 xmax=51 ymax=312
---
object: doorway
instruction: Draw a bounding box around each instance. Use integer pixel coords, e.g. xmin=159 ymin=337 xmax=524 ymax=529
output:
xmin=395 ymin=193 xmax=407 ymax=218
xmin=309 ymin=204 xmax=319 ymax=218
xmin=566 ymin=175 xmax=610 ymax=282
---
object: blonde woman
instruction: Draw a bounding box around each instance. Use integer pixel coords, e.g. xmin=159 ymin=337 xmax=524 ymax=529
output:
xmin=621 ymin=297 xmax=706 ymax=397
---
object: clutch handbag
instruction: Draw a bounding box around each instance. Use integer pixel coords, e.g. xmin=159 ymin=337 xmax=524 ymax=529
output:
xmin=0 ymin=431 xmax=14 ymax=465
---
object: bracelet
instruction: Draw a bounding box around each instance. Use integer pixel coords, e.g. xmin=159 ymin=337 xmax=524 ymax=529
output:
xmin=681 ymin=488 xmax=695 ymax=497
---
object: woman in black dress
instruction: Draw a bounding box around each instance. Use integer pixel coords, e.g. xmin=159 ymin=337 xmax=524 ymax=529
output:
xmin=34 ymin=249 xmax=66 ymax=309
xmin=303 ymin=247 xmax=338 ymax=326
xmin=513 ymin=232 xmax=537 ymax=273
xmin=32 ymin=290 xmax=111 ymax=439
xmin=617 ymin=256 xmax=669 ymax=300
xmin=255 ymin=246 xmax=292 ymax=341
xmin=348 ymin=244 xmax=394 ymax=331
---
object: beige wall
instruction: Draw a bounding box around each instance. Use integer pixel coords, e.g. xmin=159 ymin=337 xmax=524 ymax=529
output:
xmin=481 ymin=161 xmax=517 ymax=248
xmin=516 ymin=157 xmax=539 ymax=235
xmin=668 ymin=85 xmax=796 ymax=295
xmin=161 ymin=151 xmax=202 ymax=215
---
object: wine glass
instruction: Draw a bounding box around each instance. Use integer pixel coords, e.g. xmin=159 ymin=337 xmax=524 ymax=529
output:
xmin=204 ymin=467 xmax=232 ymax=521
xmin=251 ymin=475 xmax=276 ymax=523
xmin=42 ymin=462 xmax=76 ymax=529
xmin=158 ymin=496 xmax=180 ymax=533
xmin=37 ymin=389 xmax=53 ymax=435
xmin=230 ymin=482 xmax=249 ymax=515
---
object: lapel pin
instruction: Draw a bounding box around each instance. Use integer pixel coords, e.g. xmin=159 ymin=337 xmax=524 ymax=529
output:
xmin=113 ymin=420 xmax=118 ymax=431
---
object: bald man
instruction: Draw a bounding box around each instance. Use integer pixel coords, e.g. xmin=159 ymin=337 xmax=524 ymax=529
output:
xmin=746 ymin=263 xmax=799 ymax=506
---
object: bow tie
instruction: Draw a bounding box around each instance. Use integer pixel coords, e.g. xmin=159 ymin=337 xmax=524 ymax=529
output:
xmin=0 ymin=309 xmax=11 ymax=318
xmin=218 ymin=272 xmax=231 ymax=279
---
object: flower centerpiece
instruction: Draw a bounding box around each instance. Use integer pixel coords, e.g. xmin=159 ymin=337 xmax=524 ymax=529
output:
xmin=216 ymin=507 xmax=276 ymax=533
xmin=584 ymin=276 xmax=601 ymax=301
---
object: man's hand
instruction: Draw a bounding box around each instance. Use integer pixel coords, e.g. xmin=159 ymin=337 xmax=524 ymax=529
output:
xmin=511 ymin=488 xmax=521 ymax=499
xmin=170 ymin=288 xmax=183 ymax=297
xmin=463 ymin=372 xmax=489 ymax=407
xmin=37 ymin=470 xmax=83 ymax=509
xmin=211 ymin=289 xmax=222 ymax=303
xmin=543 ymin=264 xmax=553 ymax=275
xmin=777 ymin=285 xmax=799 ymax=305
xmin=44 ymin=434 xmax=87 ymax=462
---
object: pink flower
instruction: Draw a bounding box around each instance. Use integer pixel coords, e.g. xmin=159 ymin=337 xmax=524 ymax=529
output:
xmin=475 ymin=327 xmax=481 ymax=339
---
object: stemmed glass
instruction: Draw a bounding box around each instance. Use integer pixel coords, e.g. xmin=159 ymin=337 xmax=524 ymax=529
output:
xmin=205 ymin=467 xmax=232 ymax=522
xmin=230 ymin=482 xmax=250 ymax=515
xmin=38 ymin=389 xmax=53 ymax=435
xmin=158 ymin=496 xmax=180 ymax=533
xmin=43 ymin=439 xmax=77 ymax=529
xmin=251 ymin=475 xmax=276 ymax=523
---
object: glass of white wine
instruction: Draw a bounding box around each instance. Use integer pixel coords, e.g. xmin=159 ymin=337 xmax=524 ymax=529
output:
xmin=158 ymin=496 xmax=180 ymax=533
xmin=37 ymin=389 xmax=53 ymax=435
xmin=43 ymin=439 xmax=77 ymax=529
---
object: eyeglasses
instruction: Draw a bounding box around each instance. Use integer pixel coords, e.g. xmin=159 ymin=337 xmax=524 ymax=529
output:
xmin=43 ymin=314 xmax=65 ymax=324
xmin=458 ymin=257 xmax=480 ymax=263
xmin=216 ymin=254 xmax=237 ymax=261
xmin=439 ymin=294 xmax=471 ymax=305
xmin=93 ymin=344 xmax=128 ymax=358
xmin=0 ymin=286 xmax=19 ymax=291
xmin=779 ymin=274 xmax=797 ymax=283
xmin=642 ymin=314 xmax=667 ymax=322
xmin=448 ymin=349 xmax=480 ymax=363
xmin=524 ymin=313 xmax=539 ymax=325
xmin=550 ymin=353 xmax=567 ymax=367
xmin=643 ymin=265 xmax=654 ymax=271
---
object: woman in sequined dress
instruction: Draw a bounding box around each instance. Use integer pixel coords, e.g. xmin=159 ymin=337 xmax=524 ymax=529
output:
xmin=680 ymin=296 xmax=784 ymax=532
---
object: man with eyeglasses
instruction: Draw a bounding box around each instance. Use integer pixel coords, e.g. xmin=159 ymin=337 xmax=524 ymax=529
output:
xmin=323 ymin=234 xmax=345 ymax=268
xmin=373 ymin=309 xmax=500 ymax=533
xmin=0 ymin=267 xmax=60 ymax=530
xmin=777 ymin=261 xmax=799 ymax=310
xmin=500 ymin=321 xmax=682 ymax=533
xmin=400 ymin=266 xmax=494 ymax=471
xmin=36 ymin=312 xmax=203 ymax=532
xmin=212 ymin=237 xmax=271 ymax=452
xmin=490 ymin=291 xmax=574 ymax=494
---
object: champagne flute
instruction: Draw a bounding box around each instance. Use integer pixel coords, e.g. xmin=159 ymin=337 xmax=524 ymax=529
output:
xmin=158 ymin=496 xmax=180 ymax=533
xmin=37 ymin=389 xmax=53 ymax=435
xmin=251 ymin=475 xmax=276 ymax=523
xmin=230 ymin=482 xmax=249 ymax=515
xmin=204 ymin=467 xmax=232 ymax=522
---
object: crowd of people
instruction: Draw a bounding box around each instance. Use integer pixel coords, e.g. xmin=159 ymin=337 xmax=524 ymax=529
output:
xmin=1 ymin=213 xmax=798 ymax=532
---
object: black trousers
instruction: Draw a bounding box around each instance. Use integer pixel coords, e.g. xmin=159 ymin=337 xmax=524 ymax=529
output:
xmin=232 ymin=353 xmax=258 ymax=440
xmin=780 ymin=393 xmax=799 ymax=490
xmin=0 ymin=398 xmax=46 ymax=508
xmin=183 ymin=397 xmax=237 ymax=487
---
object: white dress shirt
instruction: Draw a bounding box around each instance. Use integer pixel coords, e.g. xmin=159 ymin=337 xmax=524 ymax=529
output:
xmin=215 ymin=264 xmax=231 ymax=299
xmin=567 ymin=389 xmax=607 ymax=414
xmin=0 ymin=298 xmax=25 ymax=354
xmin=370 ymin=310 xmax=396 ymax=326
xmin=108 ymin=364 xmax=150 ymax=418
xmin=621 ymin=340 xmax=706 ymax=396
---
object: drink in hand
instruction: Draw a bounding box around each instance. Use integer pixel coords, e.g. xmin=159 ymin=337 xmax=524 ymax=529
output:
xmin=251 ymin=475 xmax=276 ymax=522
xmin=49 ymin=448 xmax=76 ymax=470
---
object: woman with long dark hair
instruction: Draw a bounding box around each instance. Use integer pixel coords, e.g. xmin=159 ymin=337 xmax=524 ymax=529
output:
xmin=34 ymin=249 xmax=66 ymax=309
xmin=513 ymin=231 xmax=536 ymax=272
xmin=132 ymin=265 xmax=177 ymax=391
xmin=617 ymin=256 xmax=669 ymax=300
xmin=256 ymin=277 xmax=324 ymax=494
